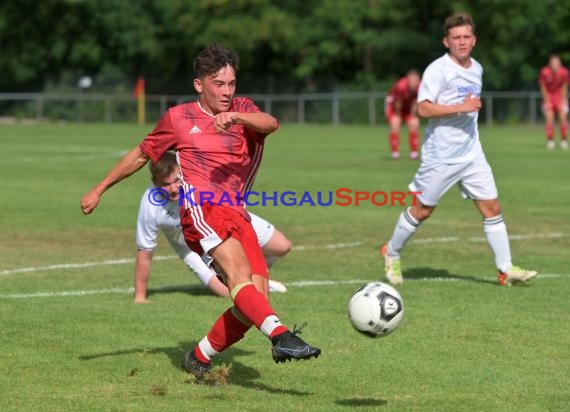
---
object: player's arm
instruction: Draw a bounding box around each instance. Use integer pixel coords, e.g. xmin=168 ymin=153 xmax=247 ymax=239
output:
xmin=213 ymin=111 xmax=279 ymax=134
xmin=392 ymin=98 xmax=403 ymax=115
xmin=182 ymin=252 xmax=230 ymax=298
xmin=81 ymin=146 xmax=150 ymax=214
xmin=418 ymin=94 xmax=481 ymax=118
xmin=134 ymin=249 xmax=154 ymax=304
xmin=409 ymin=100 xmax=418 ymax=117
xmin=539 ymin=83 xmax=551 ymax=108
xmin=561 ymin=79 xmax=568 ymax=109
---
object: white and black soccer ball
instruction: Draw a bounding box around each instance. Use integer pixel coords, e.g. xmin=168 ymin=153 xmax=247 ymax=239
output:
xmin=348 ymin=282 xmax=404 ymax=337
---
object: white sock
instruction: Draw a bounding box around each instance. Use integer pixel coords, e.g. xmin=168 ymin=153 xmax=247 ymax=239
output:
xmin=197 ymin=336 xmax=219 ymax=361
xmin=388 ymin=208 xmax=420 ymax=258
xmin=483 ymin=215 xmax=512 ymax=273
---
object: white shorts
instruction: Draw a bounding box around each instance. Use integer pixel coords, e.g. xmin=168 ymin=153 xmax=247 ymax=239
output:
xmin=409 ymin=153 xmax=498 ymax=206
xmin=249 ymin=212 xmax=275 ymax=247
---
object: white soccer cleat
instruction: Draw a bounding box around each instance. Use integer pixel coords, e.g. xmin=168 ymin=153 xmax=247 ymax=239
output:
xmin=561 ymin=140 xmax=568 ymax=150
xmin=391 ymin=151 xmax=400 ymax=160
xmin=380 ymin=244 xmax=403 ymax=285
xmin=547 ymin=140 xmax=555 ymax=150
xmin=269 ymin=279 xmax=288 ymax=293
xmin=497 ymin=266 xmax=538 ymax=286
xmin=410 ymin=150 xmax=419 ymax=160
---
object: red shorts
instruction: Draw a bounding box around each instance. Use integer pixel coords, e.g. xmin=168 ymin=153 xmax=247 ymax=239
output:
xmin=385 ymin=104 xmax=414 ymax=123
xmin=543 ymin=94 xmax=568 ymax=113
xmin=180 ymin=204 xmax=268 ymax=277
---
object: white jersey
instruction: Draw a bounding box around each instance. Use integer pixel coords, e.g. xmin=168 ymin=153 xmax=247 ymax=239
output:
xmin=418 ymin=53 xmax=484 ymax=164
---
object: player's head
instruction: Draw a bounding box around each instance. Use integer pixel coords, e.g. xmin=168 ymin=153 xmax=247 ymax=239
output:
xmin=442 ymin=12 xmax=476 ymax=65
xmin=406 ymin=69 xmax=420 ymax=90
xmin=548 ymin=54 xmax=562 ymax=71
xmin=149 ymin=151 xmax=180 ymax=201
xmin=193 ymin=44 xmax=240 ymax=115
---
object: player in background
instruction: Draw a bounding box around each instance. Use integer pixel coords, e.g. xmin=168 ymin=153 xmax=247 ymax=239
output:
xmin=379 ymin=12 xmax=537 ymax=287
xmin=135 ymin=152 xmax=289 ymax=303
xmin=385 ymin=69 xmax=421 ymax=160
xmin=81 ymin=44 xmax=320 ymax=381
xmin=538 ymin=54 xmax=569 ymax=150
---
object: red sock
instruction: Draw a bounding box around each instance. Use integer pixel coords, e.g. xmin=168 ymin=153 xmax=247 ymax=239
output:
xmin=561 ymin=124 xmax=568 ymax=140
xmin=546 ymin=125 xmax=554 ymax=140
xmin=389 ymin=132 xmax=399 ymax=152
xmin=409 ymin=131 xmax=419 ymax=152
xmin=233 ymin=283 xmax=287 ymax=338
xmin=207 ymin=307 xmax=252 ymax=352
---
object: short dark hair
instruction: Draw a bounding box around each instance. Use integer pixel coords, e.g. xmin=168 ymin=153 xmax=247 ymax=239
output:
xmin=193 ymin=44 xmax=239 ymax=78
xmin=443 ymin=12 xmax=475 ymax=36
xmin=149 ymin=151 xmax=178 ymax=182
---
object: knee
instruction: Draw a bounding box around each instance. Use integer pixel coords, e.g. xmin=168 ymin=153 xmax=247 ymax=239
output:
xmin=278 ymin=238 xmax=292 ymax=257
xmin=410 ymin=205 xmax=433 ymax=222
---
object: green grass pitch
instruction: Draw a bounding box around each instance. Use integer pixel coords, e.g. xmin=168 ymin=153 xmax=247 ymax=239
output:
xmin=0 ymin=122 xmax=569 ymax=411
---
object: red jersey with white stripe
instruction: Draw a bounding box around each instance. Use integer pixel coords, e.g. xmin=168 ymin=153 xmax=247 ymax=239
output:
xmin=139 ymin=97 xmax=267 ymax=217
xmin=539 ymin=65 xmax=569 ymax=102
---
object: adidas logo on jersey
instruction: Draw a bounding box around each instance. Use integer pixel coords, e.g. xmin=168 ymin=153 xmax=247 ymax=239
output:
xmin=189 ymin=125 xmax=202 ymax=134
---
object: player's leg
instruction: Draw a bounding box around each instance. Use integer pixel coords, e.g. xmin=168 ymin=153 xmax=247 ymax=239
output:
xmin=405 ymin=114 xmax=420 ymax=159
xmin=543 ymin=100 xmax=556 ymax=149
xmin=387 ymin=110 xmax=402 ymax=159
xmin=183 ymin=210 xmax=319 ymax=377
xmin=249 ymin=212 xmax=291 ymax=267
xmin=474 ymin=198 xmax=537 ymax=285
xmin=249 ymin=212 xmax=289 ymax=292
xmin=557 ymin=104 xmax=568 ymax=149
xmin=381 ymin=161 xmax=463 ymax=284
xmin=461 ymin=155 xmax=537 ymax=285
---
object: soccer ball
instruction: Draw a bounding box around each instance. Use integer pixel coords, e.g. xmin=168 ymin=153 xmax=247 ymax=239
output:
xmin=348 ymin=282 xmax=404 ymax=337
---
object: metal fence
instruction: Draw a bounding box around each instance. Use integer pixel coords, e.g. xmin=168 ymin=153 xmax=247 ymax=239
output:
xmin=0 ymin=91 xmax=546 ymax=126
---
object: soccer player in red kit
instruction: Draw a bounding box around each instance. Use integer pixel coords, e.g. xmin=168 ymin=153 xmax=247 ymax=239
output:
xmin=385 ymin=69 xmax=421 ymax=159
xmin=80 ymin=44 xmax=320 ymax=380
xmin=538 ymin=54 xmax=569 ymax=150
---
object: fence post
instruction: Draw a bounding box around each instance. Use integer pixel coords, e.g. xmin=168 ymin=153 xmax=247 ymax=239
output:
xmin=529 ymin=94 xmax=536 ymax=124
xmin=332 ymin=93 xmax=339 ymax=125
xmin=298 ymin=96 xmax=305 ymax=124
xmin=368 ymin=93 xmax=376 ymax=125
xmin=104 ymin=98 xmax=112 ymax=123
xmin=36 ymin=96 xmax=44 ymax=121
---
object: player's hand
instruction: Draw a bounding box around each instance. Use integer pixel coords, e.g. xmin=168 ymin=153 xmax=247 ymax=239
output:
xmin=214 ymin=112 xmax=237 ymax=133
xmin=80 ymin=191 xmax=101 ymax=215
xmin=543 ymin=101 xmax=552 ymax=111
xmin=462 ymin=93 xmax=482 ymax=113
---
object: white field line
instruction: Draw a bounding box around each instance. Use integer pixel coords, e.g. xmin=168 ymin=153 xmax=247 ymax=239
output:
xmin=0 ymin=274 xmax=567 ymax=299
xmin=0 ymin=242 xmax=363 ymax=277
xmin=0 ymin=233 xmax=566 ymax=276
xmin=410 ymin=232 xmax=564 ymax=244
xmin=0 ymin=232 xmax=565 ymax=277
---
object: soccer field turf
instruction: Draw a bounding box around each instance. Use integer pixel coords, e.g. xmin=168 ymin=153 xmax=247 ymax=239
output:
xmin=0 ymin=122 xmax=569 ymax=411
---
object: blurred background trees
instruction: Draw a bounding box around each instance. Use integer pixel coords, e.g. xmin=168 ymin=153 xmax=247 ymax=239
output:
xmin=1 ymin=0 xmax=568 ymax=94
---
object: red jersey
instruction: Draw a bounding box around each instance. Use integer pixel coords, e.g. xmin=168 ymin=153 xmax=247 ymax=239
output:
xmin=386 ymin=77 xmax=419 ymax=112
xmin=139 ymin=97 xmax=267 ymax=216
xmin=539 ymin=65 xmax=569 ymax=95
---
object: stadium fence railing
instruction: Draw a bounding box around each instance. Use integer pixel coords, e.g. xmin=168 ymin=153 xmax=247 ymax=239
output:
xmin=0 ymin=91 xmax=546 ymax=126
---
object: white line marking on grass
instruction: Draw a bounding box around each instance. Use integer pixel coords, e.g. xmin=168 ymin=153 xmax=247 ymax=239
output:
xmin=292 ymin=241 xmax=362 ymax=251
xmin=0 ymin=233 xmax=564 ymax=277
xmin=411 ymin=232 xmax=564 ymax=245
xmin=0 ymin=275 xmax=566 ymax=299
xmin=0 ymin=242 xmax=362 ymax=276
xmin=0 ymin=256 xmax=177 ymax=276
